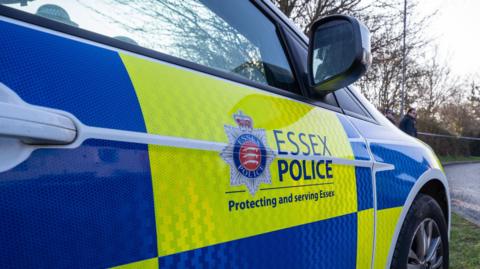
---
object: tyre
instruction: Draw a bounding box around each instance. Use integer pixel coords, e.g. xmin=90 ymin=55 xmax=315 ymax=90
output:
xmin=391 ymin=193 xmax=449 ymax=269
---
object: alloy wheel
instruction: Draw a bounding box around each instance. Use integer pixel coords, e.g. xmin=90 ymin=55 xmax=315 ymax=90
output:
xmin=407 ymin=218 xmax=443 ymax=269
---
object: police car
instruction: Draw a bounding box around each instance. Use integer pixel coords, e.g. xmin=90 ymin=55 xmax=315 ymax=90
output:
xmin=0 ymin=1 xmax=449 ymax=268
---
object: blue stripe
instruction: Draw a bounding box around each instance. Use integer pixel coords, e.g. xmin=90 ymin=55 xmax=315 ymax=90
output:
xmin=350 ymin=141 xmax=373 ymax=211
xmin=0 ymin=20 xmax=145 ymax=132
xmin=0 ymin=140 xmax=157 ymax=269
xmin=371 ymin=143 xmax=430 ymax=209
xmin=356 ymin=167 xmax=373 ymax=211
xmin=159 ymin=213 xmax=357 ymax=269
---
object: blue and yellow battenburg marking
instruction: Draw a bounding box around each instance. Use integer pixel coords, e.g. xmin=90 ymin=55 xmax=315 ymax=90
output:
xmin=120 ymin=52 xmax=374 ymax=268
xmin=0 ymin=18 xmax=434 ymax=269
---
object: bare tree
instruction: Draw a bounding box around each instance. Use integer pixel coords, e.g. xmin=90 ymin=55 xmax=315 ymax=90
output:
xmin=413 ymin=49 xmax=458 ymax=117
xmin=272 ymin=0 xmax=436 ymax=115
xmin=273 ymin=0 xmax=480 ymax=157
xmin=274 ymin=0 xmax=364 ymax=33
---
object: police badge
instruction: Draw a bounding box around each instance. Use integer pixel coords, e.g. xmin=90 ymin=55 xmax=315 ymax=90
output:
xmin=221 ymin=111 xmax=275 ymax=195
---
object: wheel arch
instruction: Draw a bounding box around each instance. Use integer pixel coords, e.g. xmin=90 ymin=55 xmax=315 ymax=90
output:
xmin=418 ymin=178 xmax=449 ymax=229
xmin=385 ymin=168 xmax=450 ymax=268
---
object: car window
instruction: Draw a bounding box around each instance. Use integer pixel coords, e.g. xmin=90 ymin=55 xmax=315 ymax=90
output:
xmin=3 ymin=0 xmax=297 ymax=93
xmin=334 ymin=88 xmax=370 ymax=118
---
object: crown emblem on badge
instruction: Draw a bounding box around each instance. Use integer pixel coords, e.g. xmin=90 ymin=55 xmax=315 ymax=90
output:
xmin=234 ymin=111 xmax=253 ymax=131
xmin=221 ymin=111 xmax=275 ymax=195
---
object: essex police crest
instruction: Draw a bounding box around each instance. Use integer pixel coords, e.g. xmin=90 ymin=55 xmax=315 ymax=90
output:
xmin=221 ymin=111 xmax=275 ymax=195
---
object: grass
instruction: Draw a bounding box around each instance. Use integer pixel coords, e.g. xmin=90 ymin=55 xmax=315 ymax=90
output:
xmin=450 ymin=213 xmax=480 ymax=268
xmin=438 ymin=155 xmax=480 ymax=163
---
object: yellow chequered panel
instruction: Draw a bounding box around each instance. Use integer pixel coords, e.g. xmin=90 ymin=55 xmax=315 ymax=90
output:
xmin=356 ymin=209 xmax=374 ymax=269
xmin=110 ymin=257 xmax=158 ymax=269
xmin=120 ymin=54 xmax=358 ymax=257
xmin=150 ymin=146 xmax=357 ymax=256
xmin=374 ymin=207 xmax=403 ymax=269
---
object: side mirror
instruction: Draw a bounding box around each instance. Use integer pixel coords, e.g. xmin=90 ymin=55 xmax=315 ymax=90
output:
xmin=308 ymin=15 xmax=371 ymax=93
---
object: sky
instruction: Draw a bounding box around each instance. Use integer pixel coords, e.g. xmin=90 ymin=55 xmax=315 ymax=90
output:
xmin=419 ymin=0 xmax=480 ymax=77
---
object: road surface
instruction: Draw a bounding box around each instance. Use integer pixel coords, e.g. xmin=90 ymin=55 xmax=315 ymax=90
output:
xmin=444 ymin=163 xmax=480 ymax=226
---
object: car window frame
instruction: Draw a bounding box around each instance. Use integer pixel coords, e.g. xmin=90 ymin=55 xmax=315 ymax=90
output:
xmin=260 ymin=0 xmax=308 ymax=45
xmin=334 ymin=87 xmax=378 ymax=124
xmin=0 ymin=1 xmax=344 ymax=113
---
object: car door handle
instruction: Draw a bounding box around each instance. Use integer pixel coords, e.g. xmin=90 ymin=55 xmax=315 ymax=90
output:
xmin=0 ymin=102 xmax=76 ymax=145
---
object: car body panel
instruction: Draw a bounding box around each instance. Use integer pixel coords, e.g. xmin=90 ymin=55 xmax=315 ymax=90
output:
xmin=0 ymin=20 xmax=146 ymax=132
xmin=0 ymin=140 xmax=157 ymax=268
xmin=346 ymin=115 xmax=447 ymax=269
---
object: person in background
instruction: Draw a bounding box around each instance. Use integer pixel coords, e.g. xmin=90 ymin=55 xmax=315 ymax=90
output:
xmin=399 ymin=108 xmax=418 ymax=137
xmin=385 ymin=108 xmax=396 ymax=125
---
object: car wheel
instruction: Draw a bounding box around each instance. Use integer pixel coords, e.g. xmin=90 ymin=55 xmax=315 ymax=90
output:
xmin=391 ymin=193 xmax=449 ymax=269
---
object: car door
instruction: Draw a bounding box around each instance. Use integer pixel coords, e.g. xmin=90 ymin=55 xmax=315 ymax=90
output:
xmin=0 ymin=1 xmax=375 ymax=268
